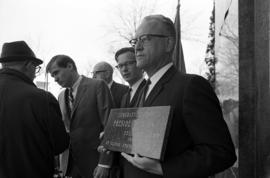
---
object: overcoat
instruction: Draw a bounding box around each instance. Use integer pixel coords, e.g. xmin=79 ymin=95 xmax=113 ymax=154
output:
xmin=0 ymin=68 xmax=69 ymax=178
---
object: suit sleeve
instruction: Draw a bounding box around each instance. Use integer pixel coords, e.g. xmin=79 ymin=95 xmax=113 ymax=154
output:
xmin=162 ymin=76 xmax=236 ymax=177
xmin=96 ymin=81 xmax=115 ymax=166
xmin=46 ymin=92 xmax=69 ymax=155
xmin=120 ymin=93 xmax=128 ymax=108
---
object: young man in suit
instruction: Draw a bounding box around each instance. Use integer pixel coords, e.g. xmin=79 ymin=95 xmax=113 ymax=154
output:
xmin=115 ymin=47 xmax=146 ymax=108
xmin=119 ymin=15 xmax=237 ymax=178
xmin=46 ymin=55 xmax=114 ymax=178
xmin=0 ymin=41 xmax=69 ymax=178
xmin=92 ymin=61 xmax=128 ymax=107
xmin=102 ymin=47 xmax=146 ymax=178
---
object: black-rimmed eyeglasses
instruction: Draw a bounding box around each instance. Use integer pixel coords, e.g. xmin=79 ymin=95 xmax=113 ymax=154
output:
xmin=129 ymin=34 xmax=169 ymax=47
xmin=115 ymin=61 xmax=136 ymax=70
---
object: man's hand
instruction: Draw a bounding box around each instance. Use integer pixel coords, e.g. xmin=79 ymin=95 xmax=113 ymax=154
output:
xmin=121 ymin=152 xmax=163 ymax=175
xmin=97 ymin=145 xmax=111 ymax=155
xmin=93 ymin=166 xmax=110 ymax=178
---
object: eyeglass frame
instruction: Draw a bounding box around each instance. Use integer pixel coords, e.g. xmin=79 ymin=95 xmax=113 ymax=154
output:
xmin=115 ymin=60 xmax=136 ymax=70
xmin=129 ymin=34 xmax=169 ymax=47
xmin=35 ymin=66 xmax=41 ymax=73
xmin=25 ymin=60 xmax=41 ymax=74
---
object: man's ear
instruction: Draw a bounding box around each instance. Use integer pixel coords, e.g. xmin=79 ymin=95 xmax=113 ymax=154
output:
xmin=24 ymin=61 xmax=32 ymax=70
xmin=67 ymin=62 xmax=73 ymax=70
xmin=165 ymin=37 xmax=175 ymax=53
xmin=105 ymin=70 xmax=111 ymax=78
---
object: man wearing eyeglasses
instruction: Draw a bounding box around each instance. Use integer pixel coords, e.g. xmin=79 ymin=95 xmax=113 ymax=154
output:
xmin=115 ymin=47 xmax=146 ymax=108
xmin=0 ymin=41 xmax=69 ymax=178
xmin=92 ymin=61 xmax=129 ymax=107
xmin=119 ymin=15 xmax=236 ymax=178
xmin=101 ymin=47 xmax=146 ymax=178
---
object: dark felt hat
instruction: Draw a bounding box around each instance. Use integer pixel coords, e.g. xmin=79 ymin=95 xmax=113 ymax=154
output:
xmin=0 ymin=41 xmax=43 ymax=65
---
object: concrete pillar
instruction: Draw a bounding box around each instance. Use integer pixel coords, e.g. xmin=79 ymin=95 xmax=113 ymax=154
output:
xmin=239 ymin=0 xmax=270 ymax=177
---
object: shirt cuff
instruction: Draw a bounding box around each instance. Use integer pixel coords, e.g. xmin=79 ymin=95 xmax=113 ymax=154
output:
xmin=98 ymin=164 xmax=111 ymax=168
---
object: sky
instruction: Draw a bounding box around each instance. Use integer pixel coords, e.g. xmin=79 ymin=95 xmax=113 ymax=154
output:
xmin=0 ymin=0 xmax=214 ymax=96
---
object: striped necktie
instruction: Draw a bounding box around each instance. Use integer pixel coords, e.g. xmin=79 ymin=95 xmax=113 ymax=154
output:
xmin=68 ymin=88 xmax=74 ymax=104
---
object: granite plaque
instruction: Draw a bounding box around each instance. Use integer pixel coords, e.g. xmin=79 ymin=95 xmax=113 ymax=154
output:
xmin=101 ymin=106 xmax=172 ymax=160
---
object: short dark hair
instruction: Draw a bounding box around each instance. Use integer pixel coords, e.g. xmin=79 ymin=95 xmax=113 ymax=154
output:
xmin=46 ymin=55 xmax=77 ymax=73
xmin=115 ymin=47 xmax=135 ymax=62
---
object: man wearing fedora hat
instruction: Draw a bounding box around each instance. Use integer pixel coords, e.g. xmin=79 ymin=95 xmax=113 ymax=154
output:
xmin=0 ymin=41 xmax=69 ymax=178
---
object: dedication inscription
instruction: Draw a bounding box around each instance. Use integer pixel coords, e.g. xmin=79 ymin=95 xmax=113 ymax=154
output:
xmin=101 ymin=106 xmax=171 ymax=160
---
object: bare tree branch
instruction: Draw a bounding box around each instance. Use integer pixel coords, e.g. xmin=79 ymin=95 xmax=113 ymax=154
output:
xmin=216 ymin=17 xmax=239 ymax=98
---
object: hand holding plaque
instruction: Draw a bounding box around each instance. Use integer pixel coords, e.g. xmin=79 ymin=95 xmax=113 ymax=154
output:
xmin=101 ymin=106 xmax=172 ymax=160
xmin=121 ymin=153 xmax=163 ymax=175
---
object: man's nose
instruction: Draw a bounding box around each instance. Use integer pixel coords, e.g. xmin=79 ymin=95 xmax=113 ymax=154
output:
xmin=135 ymin=41 xmax=143 ymax=51
xmin=54 ymin=77 xmax=59 ymax=82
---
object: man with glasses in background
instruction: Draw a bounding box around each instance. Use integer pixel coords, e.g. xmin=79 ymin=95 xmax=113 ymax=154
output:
xmin=92 ymin=61 xmax=128 ymax=107
xmin=118 ymin=15 xmax=237 ymax=178
xmin=0 ymin=41 xmax=69 ymax=178
xmin=115 ymin=47 xmax=145 ymax=108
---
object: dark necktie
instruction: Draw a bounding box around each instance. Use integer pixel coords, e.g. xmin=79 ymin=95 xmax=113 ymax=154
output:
xmin=65 ymin=88 xmax=74 ymax=119
xmin=125 ymin=88 xmax=132 ymax=107
xmin=139 ymin=79 xmax=151 ymax=106
xmin=68 ymin=88 xmax=74 ymax=106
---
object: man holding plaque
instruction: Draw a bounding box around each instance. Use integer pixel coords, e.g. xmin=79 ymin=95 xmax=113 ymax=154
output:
xmin=119 ymin=15 xmax=237 ymax=177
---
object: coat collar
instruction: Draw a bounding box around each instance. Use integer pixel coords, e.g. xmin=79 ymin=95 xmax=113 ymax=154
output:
xmin=130 ymin=79 xmax=146 ymax=107
xmin=144 ymin=66 xmax=177 ymax=106
xmin=0 ymin=68 xmax=36 ymax=87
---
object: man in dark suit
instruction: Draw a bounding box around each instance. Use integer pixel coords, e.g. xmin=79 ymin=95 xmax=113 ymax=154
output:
xmin=103 ymin=47 xmax=146 ymax=178
xmin=115 ymin=47 xmax=146 ymax=108
xmin=92 ymin=61 xmax=128 ymax=107
xmin=0 ymin=41 xmax=69 ymax=178
xmin=119 ymin=15 xmax=237 ymax=178
xmin=46 ymin=55 xmax=114 ymax=178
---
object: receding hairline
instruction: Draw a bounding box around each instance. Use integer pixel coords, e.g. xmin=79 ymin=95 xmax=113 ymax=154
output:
xmin=141 ymin=14 xmax=176 ymax=37
xmin=93 ymin=61 xmax=113 ymax=72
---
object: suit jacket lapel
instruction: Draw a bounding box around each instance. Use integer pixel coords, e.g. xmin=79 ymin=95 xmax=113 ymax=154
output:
xmin=110 ymin=82 xmax=115 ymax=92
xmin=144 ymin=66 xmax=177 ymax=106
xmin=130 ymin=79 xmax=146 ymax=107
xmin=58 ymin=90 xmax=71 ymax=131
xmin=70 ymin=76 xmax=87 ymax=119
xmin=58 ymin=90 xmax=69 ymax=115
xmin=120 ymin=92 xmax=128 ymax=108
